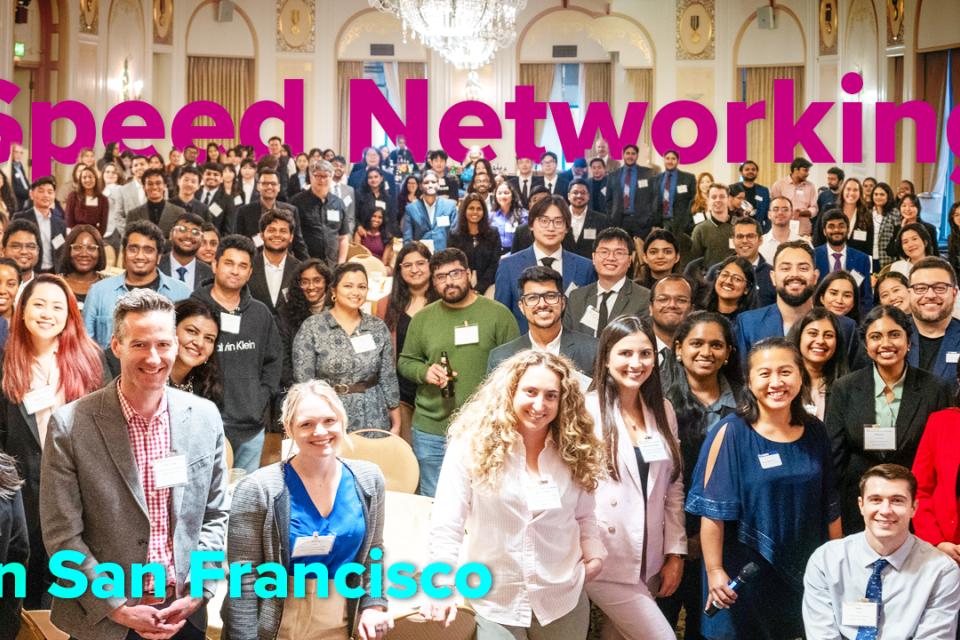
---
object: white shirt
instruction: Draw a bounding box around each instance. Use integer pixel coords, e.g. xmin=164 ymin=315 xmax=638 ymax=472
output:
xmin=571 ymin=209 xmax=587 ymax=241
xmin=596 ymin=277 xmax=626 ymax=317
xmin=35 ymin=209 xmax=54 ymax=270
xmin=759 ymin=228 xmax=804 ymax=264
xmin=656 ymin=335 xmax=671 ymax=366
xmin=424 ymin=198 xmax=437 ymax=225
xmin=242 ymin=180 xmax=256 ymax=203
xmin=263 ymin=254 xmax=287 ymax=305
xmin=430 ymin=436 xmax=606 ymax=627
xmin=826 ymin=245 xmax=848 ymax=271
xmin=529 ymin=328 xmax=563 ymax=354
xmin=533 ymin=245 xmax=564 ymax=276
xmin=168 ymin=254 xmax=198 ymax=290
xmin=201 ymin=189 xmax=217 ymax=206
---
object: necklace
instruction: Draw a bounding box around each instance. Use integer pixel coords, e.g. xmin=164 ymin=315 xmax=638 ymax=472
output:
xmin=169 ymin=378 xmax=194 ymax=394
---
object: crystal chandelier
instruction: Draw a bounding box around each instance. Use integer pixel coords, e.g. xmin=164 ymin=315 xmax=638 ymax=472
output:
xmin=369 ymin=0 xmax=526 ymax=70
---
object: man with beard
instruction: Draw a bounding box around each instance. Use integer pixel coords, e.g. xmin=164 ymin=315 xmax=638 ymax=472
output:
xmin=158 ymin=211 xmax=213 ymax=291
xmin=739 ymin=160 xmax=771 ymax=232
xmin=235 ymin=168 xmax=309 ymax=260
xmin=398 ymin=248 xmax=519 ymax=496
xmin=817 ymin=166 xmax=845 ymax=215
xmin=402 ymin=170 xmax=458 ymax=251
xmin=607 ymin=144 xmax=657 ymax=240
xmin=906 ymin=257 xmax=960 ymax=383
xmin=468 ymin=171 xmax=496 ymax=213
xmin=489 ymin=265 xmax=597 ymax=375
xmin=587 ymin=157 xmax=610 ymax=215
xmin=197 ymin=162 xmax=237 ymax=235
xmin=735 ymin=241 xmax=861 ymax=368
xmin=649 ymin=274 xmax=694 ymax=390
xmin=247 ymin=209 xmax=300 ymax=315
xmin=814 ymin=209 xmax=873 ymax=315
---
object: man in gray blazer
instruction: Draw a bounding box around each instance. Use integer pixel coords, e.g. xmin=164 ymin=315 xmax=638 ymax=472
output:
xmin=109 ymin=155 xmax=149 ymax=244
xmin=488 ymin=265 xmax=598 ymax=375
xmin=564 ymin=226 xmax=650 ymax=337
xmin=40 ymin=289 xmax=228 ymax=640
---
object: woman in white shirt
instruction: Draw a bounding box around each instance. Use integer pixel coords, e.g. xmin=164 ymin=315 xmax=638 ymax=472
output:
xmin=584 ymin=315 xmax=686 ymax=639
xmin=426 ymin=350 xmax=606 ymax=639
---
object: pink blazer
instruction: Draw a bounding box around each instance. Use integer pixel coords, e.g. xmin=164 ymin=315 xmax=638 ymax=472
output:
xmin=585 ymin=392 xmax=687 ymax=584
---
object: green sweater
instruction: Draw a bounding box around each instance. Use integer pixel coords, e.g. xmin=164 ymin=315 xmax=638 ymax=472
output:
xmin=398 ymin=296 xmax=519 ymax=435
xmin=690 ymin=214 xmax=735 ymax=269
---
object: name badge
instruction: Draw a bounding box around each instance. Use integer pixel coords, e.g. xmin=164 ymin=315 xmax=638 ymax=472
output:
xmin=23 ymin=385 xmax=57 ymax=415
xmin=351 ymin=333 xmax=377 ymax=354
xmin=637 ymin=179 xmax=649 ymax=189
xmin=220 ymin=312 xmax=241 ymax=334
xmin=436 ymin=215 xmax=451 ymax=228
xmin=584 ymin=228 xmax=597 ymax=240
xmin=864 ymin=425 xmax=896 ymax=450
xmin=153 ymin=454 xmax=188 ymax=490
xmin=527 ymin=479 xmax=562 ymax=511
xmin=454 ymin=324 xmax=479 ymax=346
xmin=601 ymin=186 xmax=607 ymax=196
xmin=850 ymin=270 xmax=865 ymax=287
xmin=328 ymin=209 xmax=341 ymax=223
xmin=677 ymin=184 xmax=688 ymax=194
xmin=52 ymin=234 xmax=65 ymax=250
xmin=342 ymin=195 xmax=353 ymax=208
xmin=693 ymin=213 xmax=706 ymax=225
xmin=233 ymin=195 xmax=243 ymax=206
xmin=505 ymin=223 xmax=517 ymax=233
xmin=853 ymin=229 xmax=868 ymax=241
xmin=209 ymin=203 xmax=223 ymax=217
xmin=754 ymin=195 xmax=764 ymax=202
xmin=252 ymin=234 xmax=264 ymax=248
xmin=638 ymin=436 xmax=669 ymax=462
xmin=85 ymin=196 xmax=99 ymax=207
xmin=580 ymin=305 xmax=600 ymax=332
xmin=789 ymin=220 xmax=801 ymax=235
xmin=946 ymin=352 xmax=960 ymax=364
xmin=841 ymin=601 xmax=878 ymax=628
xmin=439 ymin=179 xmax=447 ymax=187
xmin=728 ymin=238 xmax=736 ymax=249
xmin=758 ymin=452 xmax=782 ymax=469
xmin=292 ymin=533 xmax=336 ymax=558
xmin=375 ymin=199 xmax=387 ymax=209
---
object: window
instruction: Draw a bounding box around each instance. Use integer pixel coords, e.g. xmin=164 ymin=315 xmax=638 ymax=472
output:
xmin=364 ymin=62 xmax=392 ymax=150
xmin=540 ymin=63 xmax=582 ymax=170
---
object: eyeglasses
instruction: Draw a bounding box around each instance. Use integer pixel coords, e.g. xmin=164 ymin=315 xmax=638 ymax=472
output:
xmin=8 ymin=242 xmax=38 ymax=252
xmin=126 ymin=244 xmax=158 ymax=256
xmin=174 ymin=225 xmax=203 ymax=237
xmin=653 ymin=295 xmax=691 ymax=306
xmin=433 ymin=268 xmax=467 ymax=283
xmin=300 ymin=277 xmax=326 ymax=288
xmin=909 ymin=282 xmax=954 ymax=296
xmin=520 ymin=292 xmax=564 ymax=306
xmin=259 ymin=181 xmax=280 ymax=188
xmin=717 ymin=271 xmax=746 ymax=285
xmin=594 ymin=248 xmax=630 ymax=260
xmin=70 ymin=243 xmax=100 ymax=254
xmin=534 ymin=217 xmax=566 ymax=229
xmin=733 ymin=234 xmax=758 ymax=241
xmin=400 ymin=259 xmax=428 ymax=271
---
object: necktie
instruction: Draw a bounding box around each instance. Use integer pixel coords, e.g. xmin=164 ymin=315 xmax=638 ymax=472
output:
xmin=522 ymin=179 xmax=529 ymax=201
xmin=659 ymin=346 xmax=670 ymax=366
xmin=546 ymin=181 xmax=553 ymax=194
xmin=856 ymin=558 xmax=888 ymax=640
xmin=176 ymin=266 xmax=188 ymax=282
xmin=540 ymin=257 xmax=556 ymax=270
xmin=623 ymin=167 xmax=633 ymax=211
xmin=597 ymin=290 xmax=615 ymax=336
xmin=833 ymin=252 xmax=843 ymax=272
xmin=204 ymin=191 xmax=213 ymax=206
xmin=662 ymin=172 xmax=673 ymax=217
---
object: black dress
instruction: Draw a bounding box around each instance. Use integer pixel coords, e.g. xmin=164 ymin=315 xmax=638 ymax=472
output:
xmin=449 ymin=229 xmax=502 ymax=294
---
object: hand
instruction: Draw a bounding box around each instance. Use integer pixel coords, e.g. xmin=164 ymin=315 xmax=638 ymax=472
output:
xmin=657 ymin=555 xmax=684 ymax=597
xmin=425 ymin=363 xmax=456 ymax=389
xmin=357 ymin=607 xmax=395 ymax=640
xmin=109 ymin=605 xmax=185 ymax=640
xmin=422 ymin=603 xmax=458 ymax=627
xmin=705 ymin=567 xmax=737 ymax=611
xmin=938 ymin=542 xmax=960 ymax=563
xmin=155 ymin=595 xmax=204 ymax=625
xmin=356 ymin=226 xmax=368 ymax=238
xmin=584 ymin=557 xmax=603 ymax=582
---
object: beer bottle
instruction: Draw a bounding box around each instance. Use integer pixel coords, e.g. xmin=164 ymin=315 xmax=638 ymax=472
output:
xmin=439 ymin=351 xmax=455 ymax=398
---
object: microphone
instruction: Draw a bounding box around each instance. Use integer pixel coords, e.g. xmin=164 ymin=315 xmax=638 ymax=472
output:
xmin=705 ymin=562 xmax=760 ymax=617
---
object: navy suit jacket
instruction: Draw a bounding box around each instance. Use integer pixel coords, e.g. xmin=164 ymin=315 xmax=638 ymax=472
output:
xmin=494 ymin=247 xmax=597 ymax=332
xmin=735 ymin=303 xmax=862 ymax=369
xmin=814 ymin=244 xmax=874 ymax=316
xmin=749 ymin=184 xmax=772 ymax=232
xmin=907 ymin=317 xmax=960 ymax=386
xmin=402 ymin=198 xmax=458 ymax=251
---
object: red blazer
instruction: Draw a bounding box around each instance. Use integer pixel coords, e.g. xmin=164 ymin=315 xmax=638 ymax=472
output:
xmin=913 ymin=408 xmax=960 ymax=545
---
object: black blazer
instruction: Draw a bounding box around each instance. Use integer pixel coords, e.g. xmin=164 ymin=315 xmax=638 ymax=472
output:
xmin=825 ymin=365 xmax=953 ymax=534
xmin=248 ymin=251 xmax=301 ymax=315
xmin=195 ymin=188 xmax=237 ymax=236
xmin=650 ymin=169 xmax=697 ymax=235
xmin=12 ymin=209 xmax=67 ymax=271
xmin=564 ymin=210 xmax=611 ymax=259
xmin=235 ymin=201 xmax=310 ymax=262
xmin=507 ymin=175 xmax=544 ymax=209
xmin=606 ymin=165 xmax=657 ymax=239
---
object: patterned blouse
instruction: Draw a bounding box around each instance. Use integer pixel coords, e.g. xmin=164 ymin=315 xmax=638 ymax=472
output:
xmin=292 ymin=310 xmax=400 ymax=434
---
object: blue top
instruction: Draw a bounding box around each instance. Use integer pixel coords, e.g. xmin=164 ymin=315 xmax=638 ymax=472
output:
xmin=285 ymin=462 xmax=366 ymax=574
xmin=490 ymin=208 xmax=528 ymax=250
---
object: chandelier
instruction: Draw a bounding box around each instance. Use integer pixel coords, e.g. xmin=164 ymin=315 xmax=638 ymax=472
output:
xmin=369 ymin=0 xmax=526 ymax=70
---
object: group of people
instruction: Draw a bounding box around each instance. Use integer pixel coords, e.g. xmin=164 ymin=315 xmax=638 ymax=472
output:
xmin=2 ymin=136 xmax=960 ymax=640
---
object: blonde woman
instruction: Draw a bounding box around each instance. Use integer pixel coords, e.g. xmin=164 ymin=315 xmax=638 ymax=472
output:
xmin=426 ymin=351 xmax=606 ymax=639
xmin=223 ymin=381 xmax=394 ymax=640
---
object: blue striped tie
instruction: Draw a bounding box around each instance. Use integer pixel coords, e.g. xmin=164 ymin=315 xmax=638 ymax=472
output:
xmin=856 ymin=558 xmax=888 ymax=640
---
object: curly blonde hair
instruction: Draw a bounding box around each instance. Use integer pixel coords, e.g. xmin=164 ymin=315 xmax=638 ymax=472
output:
xmin=447 ymin=350 xmax=605 ymax=493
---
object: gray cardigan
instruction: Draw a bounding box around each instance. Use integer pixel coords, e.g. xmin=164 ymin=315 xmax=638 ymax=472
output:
xmin=221 ymin=458 xmax=387 ymax=640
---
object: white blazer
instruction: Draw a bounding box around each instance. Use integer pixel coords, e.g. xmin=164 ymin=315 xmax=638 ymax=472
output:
xmin=585 ymin=391 xmax=687 ymax=584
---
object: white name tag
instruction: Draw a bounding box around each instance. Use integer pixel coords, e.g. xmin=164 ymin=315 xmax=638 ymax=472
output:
xmin=436 ymin=215 xmax=450 ymax=228
xmin=454 ymin=324 xmax=479 ymax=346
xmin=693 ymin=213 xmax=706 ymax=225
xmin=527 ymin=480 xmax=562 ymax=511
xmin=677 ymin=184 xmax=688 ymax=194
xmin=758 ymin=452 xmax=783 ymax=469
xmin=505 ymin=222 xmax=517 ymax=233
xmin=233 ymin=195 xmax=243 ymax=206
xmin=153 ymin=454 xmax=188 ymax=490
xmin=947 ymin=352 xmax=960 ymax=364
xmin=292 ymin=533 xmax=336 ymax=558
xmin=638 ymin=179 xmax=649 ymax=189
xmin=853 ymin=229 xmax=868 ymax=242
xmin=789 ymin=220 xmax=801 ymax=234
xmin=328 ymin=209 xmax=341 ymax=223
xmin=864 ymin=425 xmax=896 ymax=450
xmin=638 ymin=436 xmax=669 ymax=462
xmin=252 ymin=234 xmax=264 ymax=248
xmin=23 ymin=385 xmax=57 ymax=415
xmin=85 ymin=196 xmax=99 ymax=207
xmin=728 ymin=238 xmax=736 ymax=249
xmin=580 ymin=305 xmax=600 ymax=332
xmin=342 ymin=195 xmax=353 ymax=208
xmin=439 ymin=179 xmax=447 ymax=187
xmin=851 ymin=270 xmax=865 ymax=287
xmin=584 ymin=228 xmax=597 ymax=240
xmin=754 ymin=195 xmax=764 ymax=202
xmin=841 ymin=601 xmax=878 ymax=627
xmin=220 ymin=312 xmax=241 ymax=334
xmin=351 ymin=333 xmax=377 ymax=354
xmin=375 ymin=199 xmax=387 ymax=209
xmin=52 ymin=234 xmax=65 ymax=250
xmin=601 ymin=186 xmax=607 ymax=196
xmin=209 ymin=203 xmax=223 ymax=217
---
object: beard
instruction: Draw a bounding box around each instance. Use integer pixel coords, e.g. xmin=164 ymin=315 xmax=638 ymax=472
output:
xmin=174 ymin=242 xmax=200 ymax=258
xmin=777 ymin=282 xmax=816 ymax=307
xmin=441 ymin=283 xmax=470 ymax=304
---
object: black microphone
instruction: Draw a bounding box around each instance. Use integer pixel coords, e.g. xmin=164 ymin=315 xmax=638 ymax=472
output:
xmin=705 ymin=562 xmax=760 ymax=617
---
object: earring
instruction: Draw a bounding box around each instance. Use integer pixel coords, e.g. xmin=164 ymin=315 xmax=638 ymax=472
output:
xmin=724 ymin=360 xmax=728 ymax=365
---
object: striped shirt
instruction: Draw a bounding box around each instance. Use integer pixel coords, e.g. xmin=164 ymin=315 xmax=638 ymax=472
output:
xmin=118 ymin=382 xmax=174 ymax=591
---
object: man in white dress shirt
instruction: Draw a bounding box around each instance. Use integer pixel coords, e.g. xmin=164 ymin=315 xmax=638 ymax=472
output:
xmin=759 ymin=196 xmax=805 ymax=265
